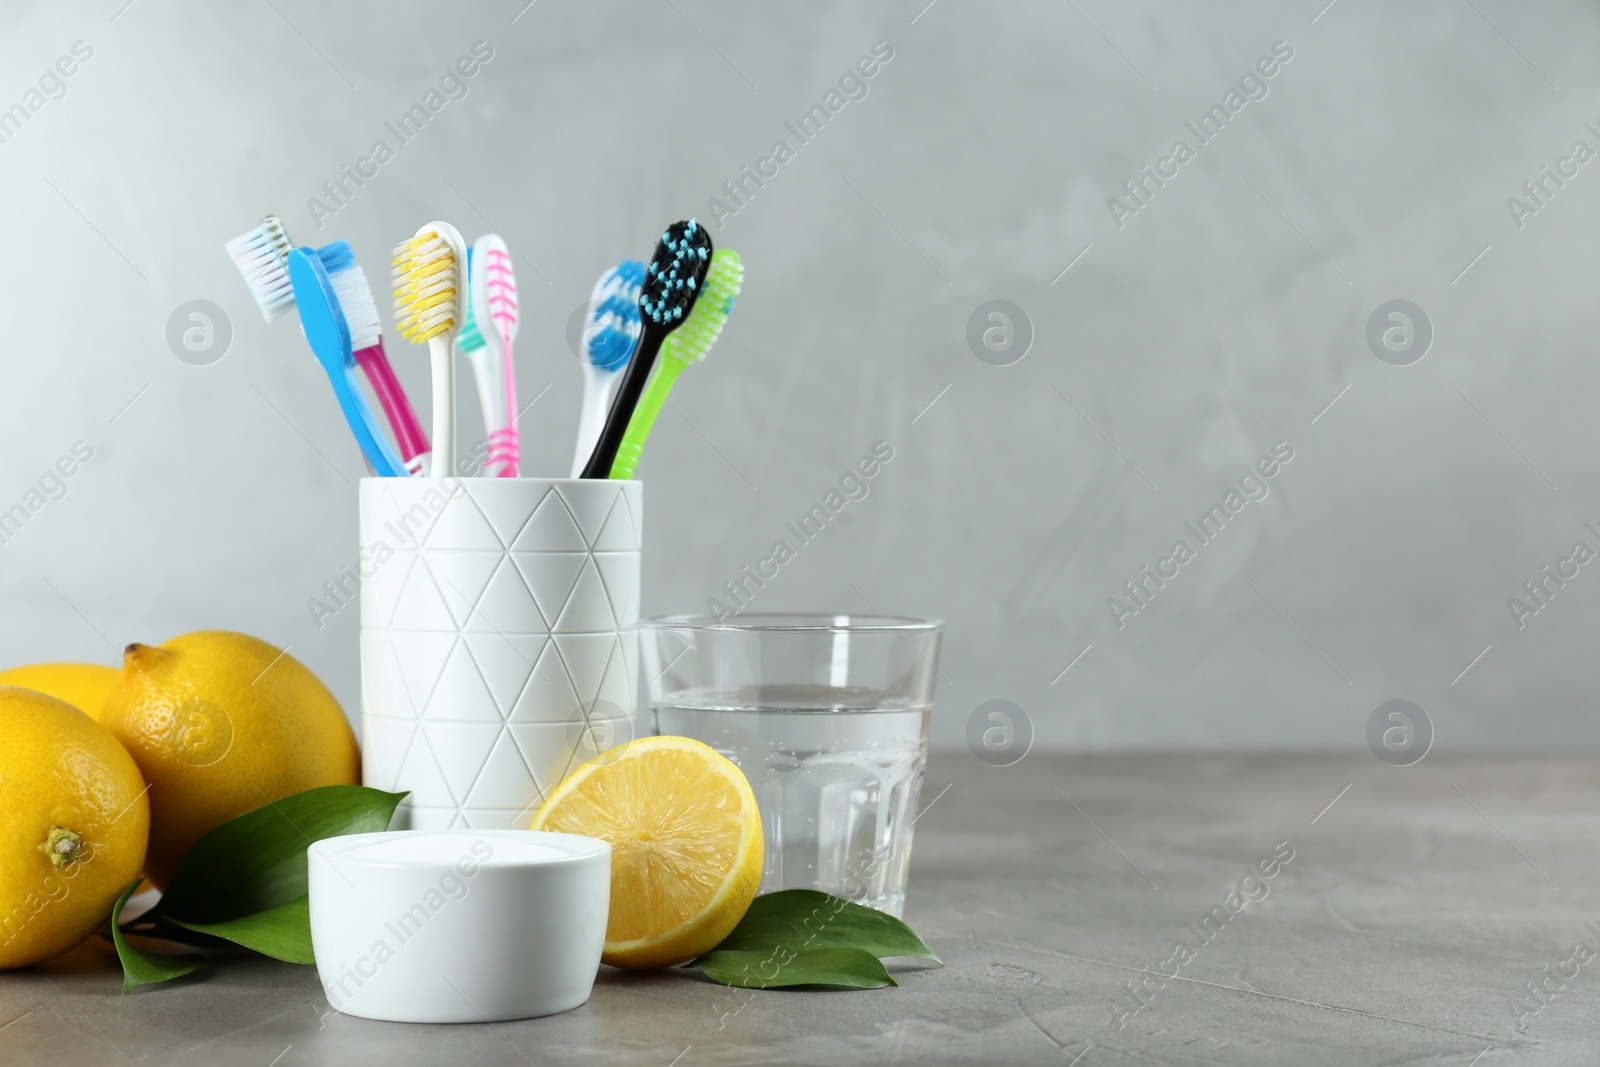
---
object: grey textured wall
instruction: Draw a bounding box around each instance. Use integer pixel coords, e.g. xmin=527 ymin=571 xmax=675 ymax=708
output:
xmin=1 ymin=0 xmax=1595 ymax=750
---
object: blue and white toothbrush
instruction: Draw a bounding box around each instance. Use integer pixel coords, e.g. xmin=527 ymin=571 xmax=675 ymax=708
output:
xmin=570 ymin=260 xmax=644 ymax=477
xmin=286 ymin=247 xmax=408 ymax=477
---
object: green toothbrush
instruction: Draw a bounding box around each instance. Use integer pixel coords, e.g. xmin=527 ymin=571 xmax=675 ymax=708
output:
xmin=609 ymin=248 xmax=742 ymax=480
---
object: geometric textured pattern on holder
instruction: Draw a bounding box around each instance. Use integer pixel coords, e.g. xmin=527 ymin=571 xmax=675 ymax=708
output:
xmin=363 ymin=479 xmax=642 ymax=555
xmin=359 ymin=479 xmax=642 ymax=832
xmin=362 ymin=547 xmax=640 ymax=634
xmin=362 ymin=717 xmax=629 ymax=830
xmin=361 ymin=630 xmax=637 ymax=724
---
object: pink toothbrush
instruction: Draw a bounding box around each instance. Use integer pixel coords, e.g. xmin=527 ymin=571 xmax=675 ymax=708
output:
xmin=486 ymin=244 xmax=520 ymax=478
xmin=461 ymin=235 xmax=521 ymax=477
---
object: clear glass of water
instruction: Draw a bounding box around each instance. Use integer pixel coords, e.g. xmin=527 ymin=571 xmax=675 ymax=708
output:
xmin=643 ymin=613 xmax=941 ymax=916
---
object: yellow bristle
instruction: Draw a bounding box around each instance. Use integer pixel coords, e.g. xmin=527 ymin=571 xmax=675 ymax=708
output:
xmin=391 ymin=231 xmax=458 ymax=343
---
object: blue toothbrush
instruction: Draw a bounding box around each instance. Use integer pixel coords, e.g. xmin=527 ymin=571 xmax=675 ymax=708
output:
xmin=286 ymin=247 xmax=408 ymax=477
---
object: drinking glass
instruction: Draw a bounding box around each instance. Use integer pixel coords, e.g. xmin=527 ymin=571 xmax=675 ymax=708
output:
xmin=643 ymin=613 xmax=941 ymax=916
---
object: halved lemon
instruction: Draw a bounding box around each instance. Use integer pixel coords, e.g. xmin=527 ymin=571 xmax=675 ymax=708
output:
xmin=531 ymin=735 xmax=763 ymax=969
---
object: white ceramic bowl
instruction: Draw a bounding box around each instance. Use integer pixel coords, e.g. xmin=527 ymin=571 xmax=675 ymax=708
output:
xmin=308 ymin=829 xmax=610 ymax=1023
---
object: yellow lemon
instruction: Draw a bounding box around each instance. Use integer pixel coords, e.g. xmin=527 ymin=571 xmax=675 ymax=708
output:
xmin=0 ymin=663 xmax=120 ymax=723
xmin=531 ymin=736 xmax=763 ymax=969
xmin=99 ymin=631 xmax=360 ymax=889
xmin=0 ymin=687 xmax=149 ymax=968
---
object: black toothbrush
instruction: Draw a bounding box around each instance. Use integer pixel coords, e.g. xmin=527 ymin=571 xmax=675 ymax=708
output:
xmin=580 ymin=219 xmax=713 ymax=478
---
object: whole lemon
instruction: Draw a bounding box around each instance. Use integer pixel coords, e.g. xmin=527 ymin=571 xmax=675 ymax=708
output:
xmin=100 ymin=632 xmax=360 ymax=889
xmin=0 ymin=663 xmax=119 ymax=722
xmin=0 ymin=687 xmax=149 ymax=969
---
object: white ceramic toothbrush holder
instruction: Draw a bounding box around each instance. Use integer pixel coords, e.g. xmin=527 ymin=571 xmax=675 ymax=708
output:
xmin=308 ymin=829 xmax=611 ymax=1023
xmin=359 ymin=477 xmax=642 ymax=830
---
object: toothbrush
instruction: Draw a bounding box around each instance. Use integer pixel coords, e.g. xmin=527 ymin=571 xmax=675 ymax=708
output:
xmin=570 ymin=260 xmax=645 ymax=477
xmin=483 ymin=238 xmax=521 ymax=476
xmin=609 ymin=249 xmax=741 ymax=480
xmin=392 ymin=223 xmax=466 ymax=478
xmin=286 ymin=247 xmax=408 ymax=477
xmin=579 ymin=219 xmax=713 ymax=479
xmin=224 ymin=215 xmax=296 ymax=322
xmin=458 ymin=235 xmax=520 ymax=477
xmin=319 ymin=241 xmax=432 ymax=476
xmin=225 ymin=218 xmax=430 ymax=474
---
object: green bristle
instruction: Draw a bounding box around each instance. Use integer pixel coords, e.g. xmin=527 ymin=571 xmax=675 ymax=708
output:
xmin=458 ymin=289 xmax=487 ymax=353
xmin=662 ymin=249 xmax=741 ymax=366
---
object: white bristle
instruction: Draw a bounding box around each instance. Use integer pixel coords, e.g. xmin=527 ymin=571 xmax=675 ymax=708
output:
xmin=329 ymin=264 xmax=382 ymax=350
xmin=224 ymin=216 xmax=295 ymax=323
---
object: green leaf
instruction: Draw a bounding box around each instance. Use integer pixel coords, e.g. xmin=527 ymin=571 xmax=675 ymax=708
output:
xmin=115 ymin=914 xmax=227 ymax=948
xmin=168 ymin=896 xmax=314 ymax=964
xmin=152 ymin=785 xmax=405 ymax=924
xmin=109 ymin=883 xmax=205 ymax=994
xmin=712 ymin=890 xmax=941 ymax=963
xmin=692 ymin=948 xmax=896 ymax=989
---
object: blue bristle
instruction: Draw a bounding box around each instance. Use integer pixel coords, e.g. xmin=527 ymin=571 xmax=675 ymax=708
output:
xmin=639 ymin=219 xmax=712 ymax=327
xmin=315 ymin=240 xmax=354 ymax=273
xmin=590 ymin=326 xmax=636 ymax=370
xmin=585 ymin=260 xmax=644 ymax=371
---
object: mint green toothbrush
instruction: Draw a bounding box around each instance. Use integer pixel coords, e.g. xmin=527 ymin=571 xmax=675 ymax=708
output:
xmin=609 ymin=249 xmax=742 ymax=480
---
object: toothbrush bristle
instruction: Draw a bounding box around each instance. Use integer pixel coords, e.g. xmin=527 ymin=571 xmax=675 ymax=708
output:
xmin=663 ymin=249 xmax=741 ymax=366
xmin=391 ymin=230 xmax=458 ymax=342
xmin=316 ymin=240 xmax=355 ymax=275
xmin=224 ymin=214 xmax=295 ymax=323
xmin=458 ymin=247 xmax=487 ymax=353
xmin=583 ymin=260 xmax=644 ymax=371
xmin=328 ymin=260 xmax=383 ymax=351
xmin=617 ymin=259 xmax=647 ymax=287
xmin=639 ymin=219 xmax=712 ymax=328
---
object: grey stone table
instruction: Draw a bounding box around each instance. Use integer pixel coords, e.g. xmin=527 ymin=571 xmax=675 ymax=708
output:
xmin=4 ymin=754 xmax=1597 ymax=1065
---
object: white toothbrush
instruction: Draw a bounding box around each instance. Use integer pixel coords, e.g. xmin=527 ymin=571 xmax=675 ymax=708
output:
xmin=392 ymin=222 xmax=467 ymax=477
xmin=570 ymin=260 xmax=644 ymax=477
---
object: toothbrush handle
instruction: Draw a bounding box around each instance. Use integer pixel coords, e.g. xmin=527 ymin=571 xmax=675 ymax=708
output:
xmin=463 ymin=344 xmax=499 ymax=476
xmin=332 ymin=361 xmax=409 ymax=478
xmin=287 ymin=245 xmax=406 ymax=478
xmin=571 ymin=364 xmax=615 ymax=478
xmin=464 ymin=341 xmax=518 ymax=478
xmin=581 ymin=328 xmax=663 ymax=479
xmin=354 ymin=340 xmax=430 ymax=463
xmin=500 ymin=337 xmax=519 ymax=478
xmin=609 ymin=358 xmax=686 ymax=480
xmin=429 ymin=337 xmax=456 ymax=477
